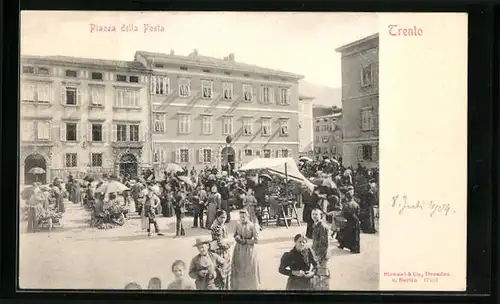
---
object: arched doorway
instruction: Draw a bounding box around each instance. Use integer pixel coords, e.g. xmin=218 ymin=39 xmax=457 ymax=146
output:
xmin=24 ymin=154 xmax=47 ymax=185
xmin=119 ymin=154 xmax=138 ymax=179
xmin=221 ymin=146 xmax=236 ymax=173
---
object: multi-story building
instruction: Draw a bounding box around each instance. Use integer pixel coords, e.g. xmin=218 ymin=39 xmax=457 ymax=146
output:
xmin=335 ymin=34 xmax=379 ymax=168
xmin=135 ymin=49 xmax=304 ymax=174
xmin=298 ymin=95 xmax=315 ymax=154
xmin=313 ymin=113 xmax=343 ymax=160
xmin=20 ymin=55 xmax=151 ymax=185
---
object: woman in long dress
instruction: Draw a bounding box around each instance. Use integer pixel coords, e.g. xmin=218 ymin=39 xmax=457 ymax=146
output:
xmin=206 ymin=185 xmax=221 ymax=229
xmin=231 ymin=209 xmax=260 ymax=290
xmin=210 ymin=210 xmax=233 ymax=290
xmin=243 ymin=189 xmax=258 ymax=225
xmin=338 ymin=192 xmax=361 ymax=254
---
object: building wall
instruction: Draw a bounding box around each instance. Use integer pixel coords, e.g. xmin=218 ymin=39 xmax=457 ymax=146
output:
xmin=339 ymin=36 xmax=379 ymax=168
xmin=20 ymin=59 xmax=151 ymax=184
xmin=313 ymin=115 xmax=343 ymax=160
xmin=147 ymin=63 xmax=301 ymax=171
xmin=298 ymin=98 xmax=314 ymax=153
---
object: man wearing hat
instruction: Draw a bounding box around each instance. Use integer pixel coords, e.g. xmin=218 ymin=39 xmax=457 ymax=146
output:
xmin=189 ymin=238 xmax=226 ymax=290
xmin=143 ymin=186 xmax=163 ymax=237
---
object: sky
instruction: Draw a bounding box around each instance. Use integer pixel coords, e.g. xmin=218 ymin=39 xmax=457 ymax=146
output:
xmin=21 ymin=11 xmax=378 ymax=88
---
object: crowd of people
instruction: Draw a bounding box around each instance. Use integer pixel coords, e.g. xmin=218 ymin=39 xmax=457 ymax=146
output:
xmin=23 ymin=157 xmax=379 ymax=290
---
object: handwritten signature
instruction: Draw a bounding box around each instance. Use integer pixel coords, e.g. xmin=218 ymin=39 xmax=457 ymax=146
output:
xmin=392 ymin=195 xmax=456 ymax=217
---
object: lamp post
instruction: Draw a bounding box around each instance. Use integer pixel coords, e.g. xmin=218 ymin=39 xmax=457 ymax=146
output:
xmin=225 ymin=135 xmax=232 ymax=176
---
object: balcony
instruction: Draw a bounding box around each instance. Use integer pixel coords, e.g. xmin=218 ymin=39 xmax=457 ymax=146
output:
xmin=111 ymin=141 xmax=144 ymax=149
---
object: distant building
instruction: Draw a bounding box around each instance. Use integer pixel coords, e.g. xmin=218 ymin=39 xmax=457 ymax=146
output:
xmin=298 ymin=95 xmax=315 ymax=154
xmin=20 ymin=55 xmax=151 ymax=184
xmin=313 ymin=105 xmax=335 ymax=118
xmin=335 ymin=33 xmax=379 ymax=168
xmin=135 ymin=50 xmax=304 ymax=174
xmin=313 ymin=113 xmax=343 ymax=160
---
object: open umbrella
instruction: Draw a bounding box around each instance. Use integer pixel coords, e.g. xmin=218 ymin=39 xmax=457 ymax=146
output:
xmin=177 ymin=176 xmax=194 ymax=187
xmin=28 ymin=167 xmax=46 ymax=174
xmin=299 ymin=156 xmax=313 ymax=162
xmin=95 ymin=180 xmax=130 ymax=194
xmin=165 ymin=163 xmax=184 ymax=173
xmin=259 ymin=174 xmax=272 ymax=181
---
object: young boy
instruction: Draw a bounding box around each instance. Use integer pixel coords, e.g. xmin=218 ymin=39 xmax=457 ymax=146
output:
xmin=188 ymin=238 xmax=226 ymax=290
xmin=167 ymin=260 xmax=196 ymax=290
xmin=148 ymin=277 xmax=162 ymax=290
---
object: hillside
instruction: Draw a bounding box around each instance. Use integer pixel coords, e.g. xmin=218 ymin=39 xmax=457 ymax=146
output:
xmin=299 ymin=80 xmax=342 ymax=107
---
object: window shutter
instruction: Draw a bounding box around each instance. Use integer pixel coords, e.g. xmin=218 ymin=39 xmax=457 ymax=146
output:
xmin=260 ymin=149 xmax=264 ymax=157
xmin=111 ymin=124 xmax=117 ymax=142
xmin=356 ymin=146 xmax=363 ymax=160
xmin=198 ymin=148 xmax=203 ymax=163
xmin=60 ymin=122 xmax=66 ymax=141
xmin=102 ymin=123 xmax=108 ymax=142
xmin=372 ymin=144 xmax=378 ymax=161
xmin=139 ymin=125 xmax=143 ymax=141
xmin=151 ymin=76 xmax=156 ymax=94
xmin=175 ymin=149 xmax=181 ymax=163
xmin=188 ymin=149 xmax=194 ymax=163
xmin=60 ymin=86 xmax=66 ymax=105
xmin=76 ymin=123 xmax=80 ymax=141
xmin=164 ymin=148 xmax=169 ymax=163
xmin=63 ymin=154 xmax=66 ymax=168
xmin=238 ymin=149 xmax=242 ymax=160
xmin=77 ymin=87 xmax=83 ymax=105
xmin=277 ymin=150 xmax=282 ymax=158
xmin=288 ymin=149 xmax=292 ymax=158
xmin=163 ymin=114 xmax=168 ymax=133
xmin=270 ymin=88 xmax=275 ymax=103
xmin=259 ymin=86 xmax=263 ymax=103
xmin=87 ymin=122 xmax=92 ymax=141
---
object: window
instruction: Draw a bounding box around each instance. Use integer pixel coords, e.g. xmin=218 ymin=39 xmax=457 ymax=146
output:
xmin=180 ymin=66 xmax=188 ymax=71
xmin=315 ymin=136 xmax=320 ymax=143
xmin=65 ymin=70 xmax=77 ymax=77
xmin=201 ymin=148 xmax=212 ymax=163
xmin=315 ymin=125 xmax=320 ymax=132
xmin=180 ymin=149 xmax=189 ymax=162
xmin=222 ymin=117 xmax=233 ymax=135
xmin=22 ymin=66 xmax=35 ymax=74
xmin=263 ymin=149 xmax=271 ymax=158
xmin=243 ymin=84 xmax=253 ymax=102
xmin=322 ymin=136 xmax=329 ymax=143
xmin=202 ymin=116 xmax=212 ymax=134
xmin=244 ymin=149 xmax=253 ymax=156
xmin=65 ymin=123 xmax=77 ymax=141
xmin=65 ymin=153 xmax=77 ymax=167
xmin=362 ymin=145 xmax=373 ymax=161
xmin=24 ymin=121 xmax=50 ymax=141
xmin=282 ymin=149 xmax=289 ymax=157
xmin=279 ymin=88 xmax=291 ymax=105
xmin=91 ymin=153 xmax=103 ymax=167
xmin=321 ymin=125 xmax=328 ymax=132
xmin=244 ymin=73 xmax=250 ymax=77
xmin=261 ymin=86 xmax=273 ymax=103
xmin=179 ymin=78 xmax=190 ymax=97
xmin=243 ymin=118 xmax=252 ymax=136
xmin=152 ymin=76 xmax=169 ymax=95
xmin=91 ymin=124 xmax=102 ymax=142
xmin=36 ymin=84 xmax=51 ymax=103
xmin=223 ymin=82 xmax=233 ymax=100
xmin=361 ymin=109 xmax=374 ymax=131
xmin=154 ymin=63 xmax=164 ymax=68
xmin=178 ymin=114 xmax=191 ymax=134
xmin=90 ymin=87 xmax=104 ymax=106
xmin=361 ymin=64 xmax=373 ymax=87
xmin=201 ymin=80 xmax=213 ymax=99
xmin=65 ymin=87 xmax=78 ymax=105
xmin=117 ymin=124 xmax=127 ymax=141
xmin=202 ymin=69 xmax=211 ymax=73
xmin=129 ymin=76 xmax=139 ymax=83
xmin=91 ymin=72 xmax=103 ymax=80
xmin=21 ymin=83 xmax=36 ymax=102
xmin=262 ymin=118 xmax=271 ymax=136
xmin=129 ymin=125 xmax=139 ymax=141
xmin=114 ymin=89 xmax=139 ymax=107
xmin=153 ymin=113 xmax=166 ymax=133
xmin=37 ymin=67 xmax=50 ymax=75
xmin=279 ymin=120 xmax=289 ymax=137
xmin=116 ymin=75 xmax=127 ymax=82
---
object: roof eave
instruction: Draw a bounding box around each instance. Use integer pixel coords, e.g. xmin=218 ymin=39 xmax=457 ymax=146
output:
xmin=335 ymin=33 xmax=379 ymax=53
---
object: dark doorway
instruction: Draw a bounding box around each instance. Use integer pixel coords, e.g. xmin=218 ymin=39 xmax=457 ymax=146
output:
xmin=221 ymin=146 xmax=236 ymax=173
xmin=119 ymin=154 xmax=138 ymax=179
xmin=24 ymin=154 xmax=47 ymax=185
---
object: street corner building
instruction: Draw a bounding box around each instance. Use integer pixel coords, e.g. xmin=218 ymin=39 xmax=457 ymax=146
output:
xmin=19 ymin=49 xmax=306 ymax=184
xmin=313 ymin=112 xmax=343 ymax=161
xmin=135 ymin=49 xmax=304 ymax=175
xmin=336 ymin=33 xmax=379 ymax=169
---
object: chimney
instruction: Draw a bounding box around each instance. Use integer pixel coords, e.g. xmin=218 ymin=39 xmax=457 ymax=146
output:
xmin=170 ymin=49 xmax=175 ymax=55
xmin=228 ymin=53 xmax=235 ymax=61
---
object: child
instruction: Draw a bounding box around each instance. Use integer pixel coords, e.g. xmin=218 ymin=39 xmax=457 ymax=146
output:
xmin=167 ymin=260 xmax=196 ymax=290
xmin=124 ymin=282 xmax=142 ymax=290
xmin=189 ymin=238 xmax=226 ymax=290
xmin=148 ymin=277 xmax=162 ymax=290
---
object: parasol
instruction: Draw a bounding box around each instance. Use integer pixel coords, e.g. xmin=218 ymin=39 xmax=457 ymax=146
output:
xmin=164 ymin=163 xmax=184 ymax=173
xmin=299 ymin=156 xmax=313 ymax=162
xmin=28 ymin=167 xmax=46 ymax=174
xmin=177 ymin=176 xmax=194 ymax=187
xmin=323 ymin=159 xmax=331 ymax=163
xmin=259 ymin=174 xmax=272 ymax=180
xmin=95 ymin=180 xmax=130 ymax=194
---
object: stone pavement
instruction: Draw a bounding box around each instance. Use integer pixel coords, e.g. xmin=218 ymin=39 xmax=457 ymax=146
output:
xmin=19 ymin=201 xmax=379 ymax=290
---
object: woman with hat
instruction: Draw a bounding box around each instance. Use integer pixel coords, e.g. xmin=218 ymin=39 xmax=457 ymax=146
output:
xmin=278 ymin=233 xmax=318 ymax=290
xmin=231 ymin=209 xmax=260 ymax=290
xmin=205 ymin=185 xmax=221 ymax=230
xmin=189 ymin=237 xmax=226 ymax=290
xmin=337 ymin=186 xmax=361 ymax=254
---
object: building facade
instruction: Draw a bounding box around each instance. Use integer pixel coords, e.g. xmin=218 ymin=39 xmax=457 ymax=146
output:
xmin=134 ymin=50 xmax=304 ymax=174
xmin=335 ymin=34 xmax=379 ymax=168
xmin=298 ymin=95 xmax=315 ymax=154
xmin=313 ymin=113 xmax=343 ymax=160
xmin=20 ymin=56 xmax=152 ymax=184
